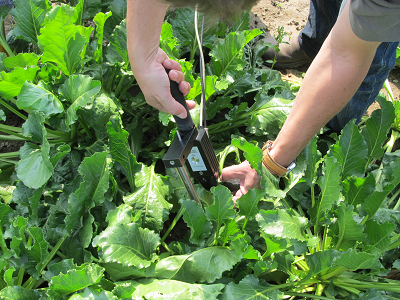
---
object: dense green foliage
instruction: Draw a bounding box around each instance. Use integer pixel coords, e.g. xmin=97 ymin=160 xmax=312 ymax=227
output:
xmin=0 ymin=0 xmax=399 ymax=299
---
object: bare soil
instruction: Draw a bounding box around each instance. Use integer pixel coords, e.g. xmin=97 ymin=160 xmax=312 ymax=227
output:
xmin=249 ymin=0 xmax=400 ymax=102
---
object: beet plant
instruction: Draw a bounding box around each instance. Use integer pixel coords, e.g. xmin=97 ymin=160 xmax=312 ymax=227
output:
xmin=0 ymin=0 xmax=399 ymax=299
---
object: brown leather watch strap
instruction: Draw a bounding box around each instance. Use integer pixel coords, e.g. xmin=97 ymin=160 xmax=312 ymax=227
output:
xmin=262 ymin=140 xmax=289 ymax=177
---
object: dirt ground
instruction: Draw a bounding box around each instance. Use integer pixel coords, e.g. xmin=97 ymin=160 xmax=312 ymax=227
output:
xmin=249 ymin=0 xmax=400 ymax=102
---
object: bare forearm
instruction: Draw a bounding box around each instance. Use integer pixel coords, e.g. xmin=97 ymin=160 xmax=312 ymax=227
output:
xmin=127 ymin=0 xmax=168 ymax=72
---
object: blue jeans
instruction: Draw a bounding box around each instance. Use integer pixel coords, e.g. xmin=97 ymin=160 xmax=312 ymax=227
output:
xmin=298 ymin=0 xmax=399 ymax=132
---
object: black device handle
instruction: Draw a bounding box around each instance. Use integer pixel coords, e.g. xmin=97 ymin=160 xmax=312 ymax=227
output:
xmin=166 ymin=69 xmax=195 ymax=133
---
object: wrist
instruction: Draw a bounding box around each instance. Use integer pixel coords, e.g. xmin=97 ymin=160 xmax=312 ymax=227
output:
xmin=262 ymin=141 xmax=296 ymax=177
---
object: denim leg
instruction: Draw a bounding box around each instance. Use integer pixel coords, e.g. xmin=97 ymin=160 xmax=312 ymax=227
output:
xmin=298 ymin=0 xmax=342 ymax=58
xmin=327 ymin=42 xmax=399 ymax=133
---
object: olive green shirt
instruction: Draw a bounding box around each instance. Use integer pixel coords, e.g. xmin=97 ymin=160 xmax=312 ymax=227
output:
xmin=349 ymin=0 xmax=400 ymax=42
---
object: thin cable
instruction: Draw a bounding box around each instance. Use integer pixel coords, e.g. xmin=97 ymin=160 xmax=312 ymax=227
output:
xmin=194 ymin=9 xmax=206 ymax=129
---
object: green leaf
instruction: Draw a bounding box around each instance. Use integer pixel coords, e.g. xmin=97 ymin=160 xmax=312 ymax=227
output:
xmin=261 ymin=233 xmax=288 ymax=257
xmin=394 ymin=260 xmax=400 ymax=271
xmin=309 ymin=156 xmax=342 ymax=228
xmin=257 ymin=209 xmax=307 ymax=241
xmin=65 ymin=151 xmax=111 ymax=232
xmin=23 ymin=226 xmax=50 ymax=279
xmin=222 ymin=72 xmax=255 ymax=97
xmin=107 ymin=115 xmax=140 ymax=191
xmin=93 ymin=11 xmax=113 ymax=63
xmin=106 ymin=19 xmax=129 ymax=66
xmin=0 ymin=66 xmax=39 ymax=100
xmin=124 ymin=163 xmax=171 ymax=232
xmin=103 ymin=0 xmax=126 ymax=41
xmin=102 ymin=262 xmax=146 ymax=282
xmin=335 ymin=248 xmax=381 ymax=271
xmin=364 ymin=220 xmax=395 ymax=253
xmin=210 ymin=29 xmax=262 ymax=78
xmin=3 ymin=53 xmax=40 ymax=69
xmin=106 ymin=204 xmax=136 ymax=227
xmin=4 ymin=216 xmax=28 ymax=257
xmin=231 ymin=137 xmax=262 ymax=170
xmin=69 ymin=288 xmax=118 ymax=300
xmin=334 ymin=202 xmax=366 ymax=251
xmin=11 ymin=0 xmax=51 ymax=44
xmin=362 ymin=152 xmax=400 ymax=219
xmin=38 ymin=4 xmax=90 ymax=75
xmin=221 ymin=274 xmax=284 ymax=300
xmin=330 ymin=120 xmax=367 ymax=179
xmin=362 ymin=97 xmax=395 ymax=162
xmin=131 ymin=278 xmax=224 ymax=300
xmin=17 ymin=81 xmax=64 ymax=117
xmin=0 ymin=203 xmax=14 ymax=226
xmin=10 ymin=182 xmax=43 ymax=225
xmin=160 ymin=21 xmax=180 ymax=59
xmin=342 ymin=174 xmax=375 ymax=207
xmin=48 ymin=263 xmax=104 ymax=300
xmin=237 ymin=188 xmax=264 ymax=219
xmin=0 ymin=286 xmax=43 ymax=300
xmin=150 ymin=246 xmax=241 ymax=283
xmin=179 ymin=199 xmax=212 ymax=246
xmin=43 ymin=258 xmax=76 ymax=281
xmin=205 ymin=185 xmax=235 ymax=225
xmin=74 ymin=0 xmax=102 ymax=24
xmin=21 ymin=111 xmax=46 ymax=143
xmin=246 ymin=93 xmax=293 ymax=139
xmin=92 ymin=223 xmax=159 ymax=268
xmin=16 ymin=139 xmax=53 ymax=189
xmin=58 ymin=75 xmax=101 ymax=126
xmin=80 ymin=92 xmax=119 ymax=140
xmin=305 ymin=250 xmax=340 ymax=279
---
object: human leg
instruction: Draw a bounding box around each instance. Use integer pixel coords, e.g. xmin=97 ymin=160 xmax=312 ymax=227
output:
xmin=263 ymin=0 xmax=342 ymax=67
xmin=298 ymin=0 xmax=342 ymax=58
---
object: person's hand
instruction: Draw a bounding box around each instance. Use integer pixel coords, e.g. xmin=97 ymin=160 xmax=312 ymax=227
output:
xmin=220 ymin=161 xmax=261 ymax=201
xmin=133 ymin=47 xmax=196 ymax=118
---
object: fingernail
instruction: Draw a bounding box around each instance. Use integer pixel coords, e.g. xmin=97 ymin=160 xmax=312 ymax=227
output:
xmin=185 ymin=82 xmax=190 ymax=89
xmin=170 ymin=71 xmax=178 ymax=79
xmin=164 ymin=60 xmax=171 ymax=67
xmin=178 ymin=112 xmax=186 ymax=119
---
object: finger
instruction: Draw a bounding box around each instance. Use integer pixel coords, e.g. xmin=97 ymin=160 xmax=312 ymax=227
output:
xmin=232 ymin=189 xmax=243 ymax=203
xmin=220 ymin=162 xmax=248 ymax=182
xmin=186 ymin=100 xmax=196 ymax=110
xmin=179 ymin=80 xmax=191 ymax=96
xmin=168 ymin=69 xmax=185 ymax=84
xmin=163 ymin=59 xmax=183 ymax=72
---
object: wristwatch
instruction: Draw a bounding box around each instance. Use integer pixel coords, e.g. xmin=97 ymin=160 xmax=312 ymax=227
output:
xmin=262 ymin=140 xmax=296 ymax=177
